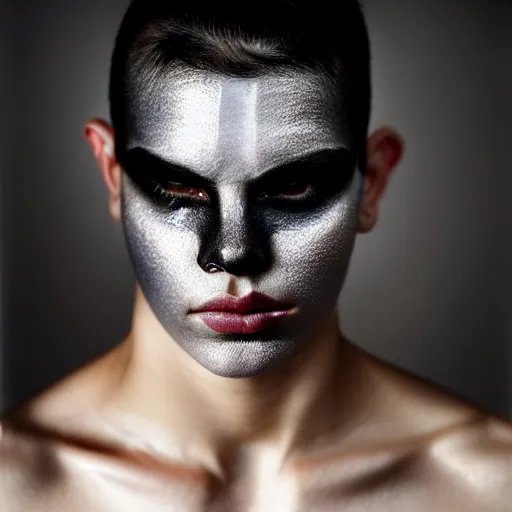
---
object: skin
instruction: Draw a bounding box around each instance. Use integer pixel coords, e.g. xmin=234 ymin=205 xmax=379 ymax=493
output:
xmin=120 ymin=70 xmax=362 ymax=377
xmin=0 ymin=68 xmax=510 ymax=511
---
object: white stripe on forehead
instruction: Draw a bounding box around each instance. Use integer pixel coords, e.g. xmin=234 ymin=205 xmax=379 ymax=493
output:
xmin=129 ymin=70 xmax=349 ymax=179
xmin=218 ymin=79 xmax=258 ymax=170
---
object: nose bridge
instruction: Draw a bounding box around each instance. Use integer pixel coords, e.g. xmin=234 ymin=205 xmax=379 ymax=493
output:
xmin=218 ymin=186 xmax=251 ymax=259
xmin=197 ymin=184 xmax=271 ymax=277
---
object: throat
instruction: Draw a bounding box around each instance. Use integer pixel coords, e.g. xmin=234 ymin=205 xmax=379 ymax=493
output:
xmin=108 ymin=300 xmax=359 ymax=473
xmin=193 ymin=314 xmax=347 ymax=443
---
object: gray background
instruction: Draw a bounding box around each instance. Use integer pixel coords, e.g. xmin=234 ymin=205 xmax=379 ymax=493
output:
xmin=2 ymin=0 xmax=511 ymax=416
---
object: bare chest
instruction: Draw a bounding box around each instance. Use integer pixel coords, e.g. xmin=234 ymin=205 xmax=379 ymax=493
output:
xmin=2 ymin=449 xmax=498 ymax=512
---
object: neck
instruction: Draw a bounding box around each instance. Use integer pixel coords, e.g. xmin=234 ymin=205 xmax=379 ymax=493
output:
xmin=106 ymin=286 xmax=366 ymax=473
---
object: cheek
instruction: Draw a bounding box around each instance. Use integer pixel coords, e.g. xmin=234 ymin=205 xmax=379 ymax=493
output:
xmin=121 ymin=182 xmax=206 ymax=308
xmin=264 ymin=202 xmax=358 ymax=302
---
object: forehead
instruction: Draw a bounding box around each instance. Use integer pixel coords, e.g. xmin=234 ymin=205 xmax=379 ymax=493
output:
xmin=126 ymin=69 xmax=350 ymax=178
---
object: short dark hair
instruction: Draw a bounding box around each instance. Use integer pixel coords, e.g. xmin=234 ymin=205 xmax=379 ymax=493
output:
xmin=109 ymin=0 xmax=372 ymax=166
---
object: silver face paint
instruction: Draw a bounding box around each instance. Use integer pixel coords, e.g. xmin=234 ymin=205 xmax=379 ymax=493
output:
xmin=120 ymin=69 xmax=362 ymax=377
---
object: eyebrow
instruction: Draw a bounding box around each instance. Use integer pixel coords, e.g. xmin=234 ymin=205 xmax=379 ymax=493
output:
xmin=257 ymin=147 xmax=356 ymax=183
xmin=121 ymin=148 xmax=213 ymax=186
xmin=121 ymin=147 xmax=355 ymax=184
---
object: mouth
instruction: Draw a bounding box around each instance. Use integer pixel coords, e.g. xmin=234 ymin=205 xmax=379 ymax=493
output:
xmin=189 ymin=292 xmax=296 ymax=334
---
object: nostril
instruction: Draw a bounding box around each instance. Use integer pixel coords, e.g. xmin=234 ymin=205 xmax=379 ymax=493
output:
xmin=197 ymin=216 xmax=272 ymax=277
xmin=205 ymin=263 xmax=224 ymax=273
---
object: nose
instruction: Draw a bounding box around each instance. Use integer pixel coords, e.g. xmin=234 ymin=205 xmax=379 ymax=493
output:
xmin=197 ymin=190 xmax=271 ymax=277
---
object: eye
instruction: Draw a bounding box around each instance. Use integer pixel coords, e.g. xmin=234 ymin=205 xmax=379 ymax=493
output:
xmin=155 ymin=181 xmax=210 ymax=201
xmin=260 ymin=180 xmax=314 ymax=200
xmin=277 ymin=181 xmax=313 ymax=198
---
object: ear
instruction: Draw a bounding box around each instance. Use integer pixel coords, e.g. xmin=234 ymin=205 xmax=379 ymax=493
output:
xmin=84 ymin=119 xmax=122 ymax=222
xmin=357 ymin=127 xmax=404 ymax=233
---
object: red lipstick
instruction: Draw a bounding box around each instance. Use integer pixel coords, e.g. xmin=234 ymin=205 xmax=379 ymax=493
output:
xmin=190 ymin=292 xmax=294 ymax=334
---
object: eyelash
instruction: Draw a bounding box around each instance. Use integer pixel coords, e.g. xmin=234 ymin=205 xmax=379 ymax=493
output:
xmin=257 ymin=182 xmax=315 ymax=202
xmin=151 ymin=181 xmax=209 ymax=206
xmin=151 ymin=180 xmax=317 ymax=205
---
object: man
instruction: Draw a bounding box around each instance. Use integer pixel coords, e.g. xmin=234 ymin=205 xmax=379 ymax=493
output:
xmin=1 ymin=1 xmax=510 ymax=510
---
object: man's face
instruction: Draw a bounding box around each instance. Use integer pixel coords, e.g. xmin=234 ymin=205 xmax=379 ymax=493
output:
xmin=119 ymin=69 xmax=362 ymax=377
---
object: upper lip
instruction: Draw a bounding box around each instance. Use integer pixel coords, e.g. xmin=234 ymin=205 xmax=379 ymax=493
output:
xmin=191 ymin=291 xmax=294 ymax=315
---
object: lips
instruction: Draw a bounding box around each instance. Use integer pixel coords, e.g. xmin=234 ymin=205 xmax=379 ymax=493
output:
xmin=190 ymin=292 xmax=295 ymax=334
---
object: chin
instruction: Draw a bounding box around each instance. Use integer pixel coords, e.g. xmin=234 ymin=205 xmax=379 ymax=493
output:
xmin=181 ymin=337 xmax=299 ymax=378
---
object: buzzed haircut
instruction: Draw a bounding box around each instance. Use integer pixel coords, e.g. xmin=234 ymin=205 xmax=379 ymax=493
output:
xmin=109 ymin=0 xmax=372 ymax=167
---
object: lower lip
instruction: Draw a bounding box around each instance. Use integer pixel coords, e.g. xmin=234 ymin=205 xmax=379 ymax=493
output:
xmin=195 ymin=311 xmax=291 ymax=334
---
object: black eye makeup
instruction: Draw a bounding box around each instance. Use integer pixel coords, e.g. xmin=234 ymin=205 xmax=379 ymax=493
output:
xmin=120 ymin=147 xmax=356 ymax=212
xmin=121 ymin=148 xmax=213 ymax=208
xmin=252 ymin=148 xmax=357 ymax=212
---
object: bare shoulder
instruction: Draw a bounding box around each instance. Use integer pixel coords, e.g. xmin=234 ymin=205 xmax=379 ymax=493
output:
xmin=354 ymin=349 xmax=512 ymax=510
xmin=423 ymin=413 xmax=512 ymax=508
xmin=0 ymin=347 xmax=125 ymax=510
xmin=0 ymin=417 xmax=66 ymax=511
